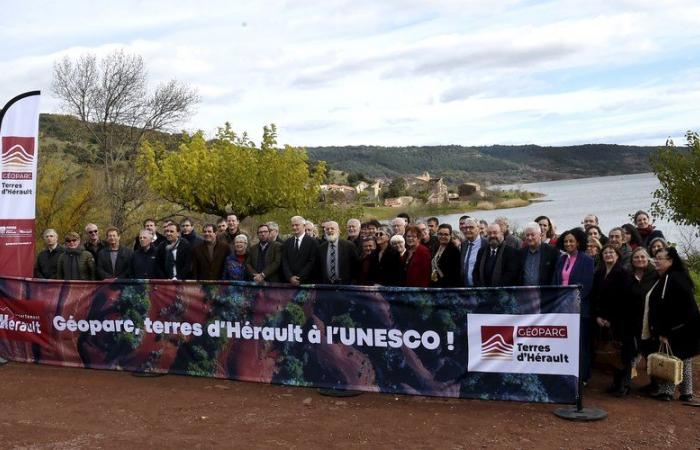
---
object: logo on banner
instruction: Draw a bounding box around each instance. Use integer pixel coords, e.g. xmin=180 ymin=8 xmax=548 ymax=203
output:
xmin=468 ymin=314 xmax=579 ymax=376
xmin=1 ymin=136 xmax=34 ymax=180
xmin=0 ymin=301 xmax=44 ymax=343
xmin=481 ymin=326 xmax=514 ymax=359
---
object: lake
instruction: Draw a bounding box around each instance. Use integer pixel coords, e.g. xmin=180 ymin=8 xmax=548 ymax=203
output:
xmin=439 ymin=172 xmax=698 ymax=249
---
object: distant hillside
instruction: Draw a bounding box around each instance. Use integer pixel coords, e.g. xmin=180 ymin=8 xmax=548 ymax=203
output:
xmin=38 ymin=113 xmax=658 ymax=185
xmin=306 ymin=144 xmax=658 ymax=185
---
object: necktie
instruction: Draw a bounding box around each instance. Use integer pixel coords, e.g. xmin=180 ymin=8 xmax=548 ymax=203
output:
xmin=491 ymin=248 xmax=497 ymax=258
xmin=295 ymin=237 xmax=300 ymax=251
xmin=257 ymin=244 xmax=267 ymax=273
xmin=329 ymin=242 xmax=337 ymax=282
xmin=464 ymin=242 xmax=473 ymax=285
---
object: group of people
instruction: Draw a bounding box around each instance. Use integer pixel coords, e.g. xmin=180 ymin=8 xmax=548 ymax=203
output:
xmin=33 ymin=210 xmax=699 ymax=402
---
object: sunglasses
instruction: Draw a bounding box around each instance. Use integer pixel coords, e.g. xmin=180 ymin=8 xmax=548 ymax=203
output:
xmin=87 ymin=230 xmax=98 ymax=234
xmin=65 ymin=238 xmax=78 ymax=243
xmin=375 ymin=232 xmax=386 ymax=237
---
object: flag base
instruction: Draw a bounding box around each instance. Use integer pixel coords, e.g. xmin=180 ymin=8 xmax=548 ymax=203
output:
xmin=553 ymin=406 xmax=607 ymax=421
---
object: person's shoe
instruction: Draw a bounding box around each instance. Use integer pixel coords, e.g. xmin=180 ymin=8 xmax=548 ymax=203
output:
xmin=654 ymin=393 xmax=673 ymax=401
xmin=679 ymin=394 xmax=693 ymax=402
xmin=612 ymin=386 xmax=630 ymax=397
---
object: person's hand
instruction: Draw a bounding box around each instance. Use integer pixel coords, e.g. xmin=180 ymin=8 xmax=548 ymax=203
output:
xmin=290 ymin=276 xmax=300 ymax=286
xmin=596 ymin=317 xmax=609 ymax=328
xmin=253 ymin=273 xmax=265 ymax=284
xmin=659 ymin=336 xmax=669 ymax=345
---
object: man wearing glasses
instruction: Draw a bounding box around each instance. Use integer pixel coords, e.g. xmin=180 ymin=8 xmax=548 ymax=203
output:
xmin=84 ymin=223 xmax=105 ymax=261
xmin=56 ymin=232 xmax=96 ymax=280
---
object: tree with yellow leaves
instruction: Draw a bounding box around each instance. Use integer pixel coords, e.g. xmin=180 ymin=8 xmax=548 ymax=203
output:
xmin=138 ymin=123 xmax=326 ymax=220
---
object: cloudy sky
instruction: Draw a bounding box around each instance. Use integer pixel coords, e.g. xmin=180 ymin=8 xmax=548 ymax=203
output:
xmin=2 ymin=0 xmax=699 ymax=147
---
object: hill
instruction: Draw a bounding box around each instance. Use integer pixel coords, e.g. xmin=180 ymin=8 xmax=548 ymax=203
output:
xmin=306 ymin=144 xmax=657 ymax=185
xmin=38 ymin=113 xmax=657 ymax=185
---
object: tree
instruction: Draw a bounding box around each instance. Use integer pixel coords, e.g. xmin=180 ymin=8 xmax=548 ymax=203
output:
xmin=650 ymin=131 xmax=700 ymax=229
xmin=35 ymin=153 xmax=96 ymax=245
xmin=51 ymin=50 xmax=198 ymax=229
xmin=137 ymin=123 xmax=327 ymax=220
xmin=383 ymin=177 xmax=407 ymax=199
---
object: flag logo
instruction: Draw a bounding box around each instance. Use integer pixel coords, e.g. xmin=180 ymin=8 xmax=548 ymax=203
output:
xmin=481 ymin=326 xmax=514 ymax=360
xmin=1 ymin=136 xmax=34 ymax=180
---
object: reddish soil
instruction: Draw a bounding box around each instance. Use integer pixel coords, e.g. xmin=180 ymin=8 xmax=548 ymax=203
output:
xmin=1 ymin=360 xmax=698 ymax=449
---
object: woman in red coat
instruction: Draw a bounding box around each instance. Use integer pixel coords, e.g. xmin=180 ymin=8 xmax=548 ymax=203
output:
xmin=403 ymin=225 xmax=431 ymax=287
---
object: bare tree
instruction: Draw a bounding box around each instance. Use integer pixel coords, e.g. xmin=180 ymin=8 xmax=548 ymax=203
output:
xmin=52 ymin=50 xmax=199 ymax=229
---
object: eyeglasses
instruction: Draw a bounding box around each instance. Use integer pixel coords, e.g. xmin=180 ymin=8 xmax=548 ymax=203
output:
xmin=87 ymin=230 xmax=98 ymax=234
xmin=375 ymin=232 xmax=386 ymax=237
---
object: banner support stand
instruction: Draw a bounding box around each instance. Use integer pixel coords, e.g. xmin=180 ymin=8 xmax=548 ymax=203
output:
xmin=553 ymin=314 xmax=606 ymax=421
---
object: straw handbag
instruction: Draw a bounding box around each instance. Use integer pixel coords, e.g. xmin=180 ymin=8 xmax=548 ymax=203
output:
xmin=647 ymin=342 xmax=683 ymax=385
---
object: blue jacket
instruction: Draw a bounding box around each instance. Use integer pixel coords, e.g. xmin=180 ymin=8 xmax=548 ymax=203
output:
xmin=553 ymin=251 xmax=594 ymax=317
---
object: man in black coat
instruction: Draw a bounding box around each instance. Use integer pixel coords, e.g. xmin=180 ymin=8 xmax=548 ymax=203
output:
xmin=84 ymin=223 xmax=106 ymax=261
xmin=282 ymin=216 xmax=319 ymax=285
xmin=131 ymin=229 xmax=161 ymax=279
xmin=317 ymin=221 xmax=359 ymax=284
xmin=158 ymin=222 xmax=192 ymax=280
xmin=519 ymin=222 xmax=560 ymax=286
xmin=191 ymin=224 xmax=230 ymax=280
xmin=473 ymin=223 xmax=521 ymax=287
xmin=133 ymin=218 xmax=167 ymax=251
xmin=34 ymin=228 xmax=64 ymax=279
xmin=96 ymin=227 xmax=133 ymax=279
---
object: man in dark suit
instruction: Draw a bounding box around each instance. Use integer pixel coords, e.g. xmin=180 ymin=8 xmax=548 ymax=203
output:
xmin=473 ymin=223 xmax=521 ymax=287
xmin=519 ymin=222 xmax=560 ymax=286
xmin=246 ymin=223 xmax=283 ymax=283
xmin=317 ymin=221 xmax=359 ymax=284
xmin=282 ymin=216 xmax=319 ymax=285
xmin=158 ymin=222 xmax=192 ymax=280
xmin=96 ymin=227 xmax=133 ymax=279
xmin=459 ymin=217 xmax=487 ymax=287
xmin=133 ymin=218 xmax=166 ymax=251
xmin=191 ymin=224 xmax=230 ymax=280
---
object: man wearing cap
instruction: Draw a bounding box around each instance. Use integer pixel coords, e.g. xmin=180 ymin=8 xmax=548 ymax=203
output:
xmin=56 ymin=232 xmax=96 ymax=280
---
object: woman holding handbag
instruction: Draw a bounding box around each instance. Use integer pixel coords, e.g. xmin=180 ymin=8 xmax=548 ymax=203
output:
xmin=648 ymin=247 xmax=700 ymax=401
xmin=592 ymin=245 xmax=635 ymax=396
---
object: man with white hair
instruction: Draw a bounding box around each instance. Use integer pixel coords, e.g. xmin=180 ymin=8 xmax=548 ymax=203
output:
xmin=494 ymin=216 xmax=522 ymax=249
xmin=346 ymin=218 xmax=361 ymax=247
xmin=518 ymin=222 xmax=560 ymax=286
xmin=34 ymin=228 xmax=64 ymax=279
xmin=459 ymin=217 xmax=486 ymax=287
xmin=282 ymin=215 xmax=319 ymax=286
xmin=392 ymin=217 xmax=407 ymax=236
xmin=318 ymin=221 xmax=359 ymax=284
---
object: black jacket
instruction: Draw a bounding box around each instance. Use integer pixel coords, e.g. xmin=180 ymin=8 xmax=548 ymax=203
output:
xmin=473 ymin=243 xmax=521 ymax=287
xmin=34 ymin=246 xmax=64 ymax=279
xmin=518 ymin=243 xmax=560 ymax=286
xmin=430 ymin=244 xmax=462 ymax=287
xmin=375 ymin=246 xmax=403 ymax=286
xmin=96 ymin=246 xmax=134 ymax=279
xmin=157 ymin=238 xmax=192 ymax=280
xmin=131 ymin=245 xmax=161 ymax=279
xmin=282 ymin=234 xmax=319 ymax=283
xmin=317 ymin=239 xmax=359 ymax=284
xmin=648 ymin=271 xmax=700 ymax=360
xmin=591 ymin=262 xmax=634 ymax=339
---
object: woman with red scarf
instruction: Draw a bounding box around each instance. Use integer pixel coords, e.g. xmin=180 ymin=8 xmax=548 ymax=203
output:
xmin=634 ymin=210 xmax=665 ymax=248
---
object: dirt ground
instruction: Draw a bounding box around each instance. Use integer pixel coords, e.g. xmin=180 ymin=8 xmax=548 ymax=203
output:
xmin=1 ymin=360 xmax=698 ymax=449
